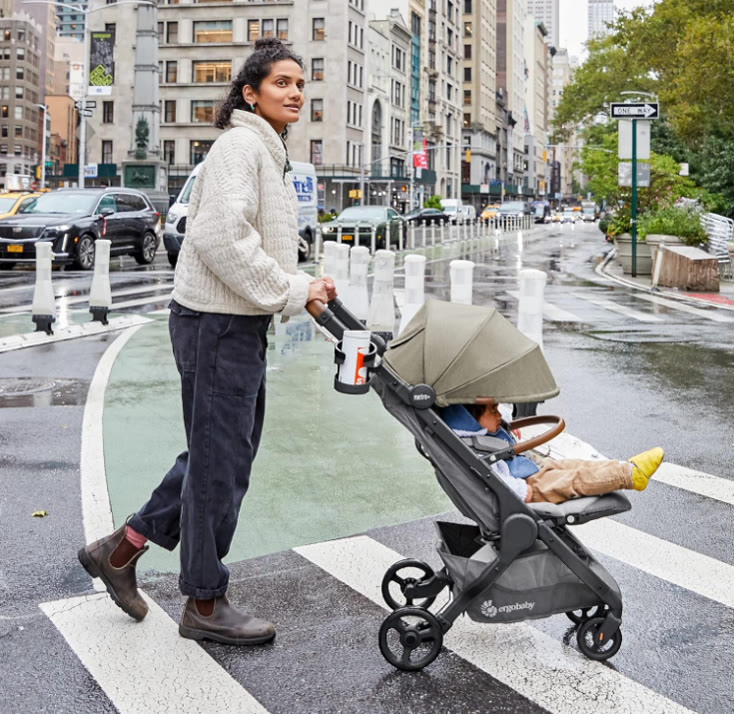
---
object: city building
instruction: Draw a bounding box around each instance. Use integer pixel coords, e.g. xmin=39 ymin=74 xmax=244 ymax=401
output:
xmin=526 ymin=0 xmax=558 ymax=49
xmin=56 ymin=0 xmax=85 ymax=40
xmin=366 ymin=12 xmax=413 ymax=211
xmin=12 ymin=0 xmax=56 ymax=98
xmin=0 ymin=9 xmax=43 ymax=188
xmin=588 ymin=0 xmax=614 ymax=40
xmin=523 ymin=18 xmax=550 ymax=199
xmin=460 ymin=0 xmax=498 ymax=210
xmin=53 ymin=35 xmax=83 ymax=101
xmin=44 ymin=94 xmax=75 ymax=174
xmin=549 ymin=47 xmax=575 ymax=198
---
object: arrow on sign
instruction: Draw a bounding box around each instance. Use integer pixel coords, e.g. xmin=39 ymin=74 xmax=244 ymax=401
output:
xmin=610 ymin=102 xmax=659 ymax=119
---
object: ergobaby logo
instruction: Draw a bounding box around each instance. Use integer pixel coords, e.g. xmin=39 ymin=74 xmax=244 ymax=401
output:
xmin=480 ymin=599 xmax=535 ymax=618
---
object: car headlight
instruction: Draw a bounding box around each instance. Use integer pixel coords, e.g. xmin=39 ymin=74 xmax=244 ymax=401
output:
xmin=322 ymin=225 xmax=334 ymax=233
xmin=45 ymin=224 xmax=71 ymax=233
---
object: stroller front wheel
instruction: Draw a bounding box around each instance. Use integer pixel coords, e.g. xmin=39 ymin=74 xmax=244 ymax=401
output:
xmin=565 ymin=605 xmax=608 ymax=624
xmin=577 ymin=616 xmax=623 ymax=661
xmin=379 ymin=608 xmax=444 ymax=671
xmin=381 ymin=559 xmax=438 ymax=611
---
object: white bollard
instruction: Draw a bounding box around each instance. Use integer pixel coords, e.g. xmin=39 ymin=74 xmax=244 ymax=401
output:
xmin=367 ymin=249 xmax=397 ymax=339
xmin=651 ymin=242 xmax=665 ymax=291
xmin=409 ymin=223 xmax=416 ymax=250
xmin=431 ymin=221 xmax=437 ymax=246
xmin=370 ymin=224 xmax=377 ymax=254
xmin=398 ymin=223 xmax=404 ymax=252
xmin=449 ymin=259 xmax=475 ymax=305
xmin=322 ymin=239 xmax=338 ymax=278
xmin=346 ymin=246 xmax=370 ymax=322
xmin=333 ymin=242 xmax=350 ymax=299
xmin=440 ymin=221 xmax=446 ymax=245
xmin=89 ymin=238 xmax=112 ymax=324
xmin=337 ymin=224 xmax=343 ymax=244
xmin=313 ymin=224 xmax=322 ymax=264
xmin=399 ymin=254 xmax=426 ymax=334
xmin=517 ymin=268 xmax=547 ymax=351
xmin=31 ymin=242 xmax=56 ymax=334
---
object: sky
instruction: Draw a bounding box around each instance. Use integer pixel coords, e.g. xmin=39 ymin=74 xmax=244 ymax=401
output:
xmin=559 ymin=0 xmax=656 ymax=61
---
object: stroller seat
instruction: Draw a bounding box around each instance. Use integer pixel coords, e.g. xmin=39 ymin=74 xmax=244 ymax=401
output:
xmin=529 ymin=492 xmax=631 ymax=525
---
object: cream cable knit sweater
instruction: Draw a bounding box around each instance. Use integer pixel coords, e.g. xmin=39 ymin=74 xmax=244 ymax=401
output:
xmin=172 ymin=110 xmax=311 ymax=317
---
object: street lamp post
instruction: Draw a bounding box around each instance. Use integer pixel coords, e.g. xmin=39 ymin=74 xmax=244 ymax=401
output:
xmin=35 ymin=103 xmax=47 ymax=189
xmin=24 ymin=0 xmax=155 ymax=188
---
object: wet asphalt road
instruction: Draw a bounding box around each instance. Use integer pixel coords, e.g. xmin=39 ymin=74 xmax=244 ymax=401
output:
xmin=0 ymin=222 xmax=732 ymax=713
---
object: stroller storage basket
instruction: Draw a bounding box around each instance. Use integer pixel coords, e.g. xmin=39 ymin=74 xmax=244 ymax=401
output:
xmin=435 ymin=521 xmax=619 ymax=623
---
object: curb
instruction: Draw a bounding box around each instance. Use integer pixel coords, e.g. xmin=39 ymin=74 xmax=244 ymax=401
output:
xmin=596 ymin=247 xmax=734 ymax=312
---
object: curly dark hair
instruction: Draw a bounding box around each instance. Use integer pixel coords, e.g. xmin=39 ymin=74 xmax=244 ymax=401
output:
xmin=215 ymin=37 xmax=304 ymax=131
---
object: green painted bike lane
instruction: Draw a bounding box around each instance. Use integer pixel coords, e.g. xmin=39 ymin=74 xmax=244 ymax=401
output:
xmin=103 ymin=312 xmax=452 ymax=576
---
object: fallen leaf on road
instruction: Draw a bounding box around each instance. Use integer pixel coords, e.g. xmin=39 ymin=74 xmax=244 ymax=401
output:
xmin=31 ymin=510 xmax=49 ymax=518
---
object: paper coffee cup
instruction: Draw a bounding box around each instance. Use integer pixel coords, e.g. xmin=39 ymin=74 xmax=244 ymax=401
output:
xmin=338 ymin=330 xmax=371 ymax=385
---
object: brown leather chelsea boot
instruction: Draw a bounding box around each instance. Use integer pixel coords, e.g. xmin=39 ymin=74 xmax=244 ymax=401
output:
xmin=179 ymin=595 xmax=275 ymax=645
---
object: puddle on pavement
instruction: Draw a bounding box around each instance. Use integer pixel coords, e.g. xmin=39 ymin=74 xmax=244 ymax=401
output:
xmin=0 ymin=377 xmax=89 ymax=407
xmin=586 ymin=328 xmax=698 ymax=344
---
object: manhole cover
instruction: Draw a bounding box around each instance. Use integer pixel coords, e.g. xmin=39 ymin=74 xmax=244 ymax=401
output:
xmin=0 ymin=378 xmax=57 ymax=397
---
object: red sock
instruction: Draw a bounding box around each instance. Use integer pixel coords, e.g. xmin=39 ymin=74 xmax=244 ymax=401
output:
xmin=125 ymin=525 xmax=147 ymax=549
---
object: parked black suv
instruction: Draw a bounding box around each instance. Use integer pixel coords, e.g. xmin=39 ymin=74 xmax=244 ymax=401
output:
xmin=0 ymin=188 xmax=161 ymax=270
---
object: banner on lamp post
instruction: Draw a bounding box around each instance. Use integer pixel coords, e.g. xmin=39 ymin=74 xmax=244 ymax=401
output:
xmin=89 ymin=31 xmax=115 ymax=95
xmin=412 ymin=129 xmax=428 ymax=169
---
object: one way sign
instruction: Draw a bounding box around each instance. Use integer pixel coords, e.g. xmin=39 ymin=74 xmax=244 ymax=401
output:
xmin=610 ymin=102 xmax=659 ymax=119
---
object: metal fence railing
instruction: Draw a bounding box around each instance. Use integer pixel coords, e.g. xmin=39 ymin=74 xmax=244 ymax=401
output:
xmin=701 ymin=212 xmax=734 ymax=280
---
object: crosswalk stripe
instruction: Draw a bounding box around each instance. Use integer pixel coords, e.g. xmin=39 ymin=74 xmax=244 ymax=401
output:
xmin=106 ymin=294 xmax=173 ymax=311
xmin=40 ymin=593 xmax=270 ymax=714
xmin=572 ymin=292 xmax=663 ymax=322
xmin=653 ymin=463 xmax=734 ymax=506
xmin=575 ymin=519 xmax=734 ymax=608
xmin=295 ymin=536 xmax=693 ymax=714
xmin=506 ymin=290 xmax=583 ymax=322
xmin=632 ymin=293 xmax=734 ymax=323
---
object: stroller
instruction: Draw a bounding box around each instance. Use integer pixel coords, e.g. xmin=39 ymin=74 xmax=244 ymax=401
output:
xmin=309 ymin=297 xmax=632 ymax=671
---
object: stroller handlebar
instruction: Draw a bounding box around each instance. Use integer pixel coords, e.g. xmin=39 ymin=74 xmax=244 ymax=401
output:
xmin=508 ymin=415 xmax=565 ymax=455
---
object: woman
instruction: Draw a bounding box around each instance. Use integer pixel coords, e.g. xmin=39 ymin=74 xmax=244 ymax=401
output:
xmin=78 ymin=38 xmax=336 ymax=646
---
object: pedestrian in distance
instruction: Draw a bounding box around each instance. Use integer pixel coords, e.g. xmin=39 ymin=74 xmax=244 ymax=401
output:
xmin=78 ymin=37 xmax=336 ymax=646
xmin=443 ymin=402 xmax=664 ymax=504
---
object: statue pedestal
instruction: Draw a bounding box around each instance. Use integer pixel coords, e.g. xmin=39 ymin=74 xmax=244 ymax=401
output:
xmin=122 ymin=160 xmax=170 ymax=213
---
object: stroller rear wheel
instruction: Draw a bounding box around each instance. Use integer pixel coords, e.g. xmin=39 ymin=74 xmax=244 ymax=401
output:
xmin=381 ymin=559 xmax=438 ymax=611
xmin=565 ymin=605 xmax=608 ymax=624
xmin=379 ymin=608 xmax=443 ymax=671
xmin=577 ymin=616 xmax=623 ymax=661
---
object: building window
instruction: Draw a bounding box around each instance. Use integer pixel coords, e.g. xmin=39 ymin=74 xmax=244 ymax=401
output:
xmin=0 ymin=125 xmax=6 ymax=137
xmin=16 ymin=67 xmax=24 ymax=81
xmin=166 ymin=61 xmax=177 ymax=83
xmin=192 ymin=60 xmax=231 ymax=83
xmin=464 ymin=67 xmax=471 ymax=81
xmin=191 ymin=100 xmax=216 ymax=123
xmin=194 ymin=21 xmax=232 ymax=43
xmin=164 ymin=100 xmax=176 ymax=122
xmin=157 ymin=22 xmax=163 ymax=42
xmin=262 ymin=19 xmax=274 ymax=38
xmin=17 ymin=48 xmax=25 ymax=60
xmin=464 ymin=44 xmax=471 ymax=59
xmin=277 ymin=19 xmax=288 ymax=40
xmin=312 ymin=18 xmax=325 ymax=41
xmin=14 ymin=107 xmax=22 ymax=120
xmin=101 ymin=140 xmax=113 ymax=163
xmin=163 ymin=140 xmax=175 ymax=164
xmin=464 ymin=22 xmax=472 ymax=37
xmin=311 ymin=98 xmax=323 ymax=122
xmin=0 ymin=144 xmax=6 ymax=154
xmin=464 ymin=90 xmax=471 ymax=105
xmin=464 ymin=0 xmax=472 ymax=12
xmin=103 ymin=101 xmax=114 ymax=123
xmin=310 ymin=139 xmax=322 ymax=165
xmin=166 ymin=22 xmax=178 ymax=44
xmin=190 ymin=140 xmax=213 ymax=164
xmin=311 ymin=58 xmax=324 ymax=81
xmin=464 ymin=112 xmax=471 ymax=128
xmin=15 ymin=87 xmax=23 ymax=100
xmin=14 ymin=126 xmax=22 ymax=138
xmin=2 ymin=30 xmax=10 ymax=41
xmin=0 ymin=106 xmax=7 ymax=119
xmin=105 ymin=22 xmax=116 ymax=34
xmin=14 ymin=145 xmax=21 ymax=156
xmin=248 ymin=20 xmax=259 ymax=41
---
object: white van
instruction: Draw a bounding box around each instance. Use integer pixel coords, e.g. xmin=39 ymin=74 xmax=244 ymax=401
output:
xmin=440 ymin=198 xmax=464 ymax=224
xmin=163 ymin=160 xmax=319 ymax=267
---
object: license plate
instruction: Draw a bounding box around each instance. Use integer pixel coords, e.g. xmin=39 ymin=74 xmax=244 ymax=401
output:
xmin=341 ymin=235 xmax=353 ymax=241
xmin=7 ymin=244 xmax=23 ymax=253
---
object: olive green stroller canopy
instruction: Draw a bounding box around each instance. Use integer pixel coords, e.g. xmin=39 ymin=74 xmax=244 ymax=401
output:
xmin=383 ymin=300 xmax=560 ymax=406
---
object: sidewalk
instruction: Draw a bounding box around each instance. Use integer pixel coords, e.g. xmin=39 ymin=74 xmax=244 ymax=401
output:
xmin=598 ymin=249 xmax=734 ymax=311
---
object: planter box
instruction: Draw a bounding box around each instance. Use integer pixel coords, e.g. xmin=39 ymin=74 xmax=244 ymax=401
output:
xmin=645 ymin=234 xmax=683 ymax=266
xmin=614 ymin=233 xmax=652 ymax=275
xmin=656 ymin=245 xmax=719 ymax=292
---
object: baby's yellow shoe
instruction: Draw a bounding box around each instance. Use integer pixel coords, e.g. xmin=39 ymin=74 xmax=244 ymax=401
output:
xmin=628 ymin=447 xmax=664 ymax=491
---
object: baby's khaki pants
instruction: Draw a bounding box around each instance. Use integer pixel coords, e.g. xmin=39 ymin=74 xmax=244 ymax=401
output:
xmin=527 ymin=459 xmax=633 ymax=504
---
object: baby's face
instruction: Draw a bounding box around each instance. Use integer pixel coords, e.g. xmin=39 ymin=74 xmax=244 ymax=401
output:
xmin=478 ymin=403 xmax=502 ymax=433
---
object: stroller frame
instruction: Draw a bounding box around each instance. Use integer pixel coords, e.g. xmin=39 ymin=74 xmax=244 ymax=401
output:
xmin=310 ymin=297 xmax=629 ymax=670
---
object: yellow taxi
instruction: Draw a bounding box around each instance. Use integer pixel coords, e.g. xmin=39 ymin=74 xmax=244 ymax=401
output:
xmin=480 ymin=204 xmax=500 ymax=220
xmin=551 ymin=211 xmax=563 ymax=223
xmin=0 ymin=192 xmax=41 ymax=220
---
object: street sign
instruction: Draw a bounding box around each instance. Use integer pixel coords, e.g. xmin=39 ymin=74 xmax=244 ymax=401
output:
xmin=610 ymin=102 xmax=659 ymax=119
xmin=619 ymin=120 xmax=651 ymax=160
xmin=85 ymin=163 xmax=98 ymax=179
xmin=85 ymin=100 xmax=97 ymax=108
xmin=618 ymin=162 xmax=650 ymax=187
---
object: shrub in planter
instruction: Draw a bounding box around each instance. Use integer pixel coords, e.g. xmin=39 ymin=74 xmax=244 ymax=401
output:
xmin=638 ymin=207 xmax=708 ymax=247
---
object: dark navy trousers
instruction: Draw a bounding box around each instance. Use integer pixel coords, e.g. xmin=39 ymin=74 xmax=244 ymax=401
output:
xmin=129 ymin=300 xmax=271 ymax=599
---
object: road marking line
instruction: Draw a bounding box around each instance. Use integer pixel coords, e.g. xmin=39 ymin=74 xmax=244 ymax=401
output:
xmin=506 ymin=290 xmax=583 ymax=322
xmin=40 ymin=593 xmax=270 ymax=714
xmin=574 ymin=519 xmax=734 ymax=608
xmin=295 ymin=536 xmax=692 ymax=714
xmin=632 ymin=293 xmax=734 ymax=323
xmin=81 ymin=325 xmax=146 ymax=556
xmin=572 ymin=293 xmax=663 ymax=322
xmin=0 ymin=282 xmax=174 ymax=314
xmin=102 ymin=294 xmax=173 ymax=311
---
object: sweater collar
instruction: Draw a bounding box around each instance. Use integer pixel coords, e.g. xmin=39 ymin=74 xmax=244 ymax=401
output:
xmin=230 ymin=109 xmax=287 ymax=171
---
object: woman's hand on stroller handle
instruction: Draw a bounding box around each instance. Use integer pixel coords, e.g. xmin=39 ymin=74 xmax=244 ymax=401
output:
xmin=307 ymin=277 xmax=337 ymax=307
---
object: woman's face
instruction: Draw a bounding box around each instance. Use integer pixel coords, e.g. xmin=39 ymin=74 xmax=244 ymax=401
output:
xmin=244 ymin=59 xmax=305 ymax=134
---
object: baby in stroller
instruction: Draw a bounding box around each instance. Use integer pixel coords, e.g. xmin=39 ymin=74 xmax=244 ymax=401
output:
xmin=442 ymin=401 xmax=664 ymax=504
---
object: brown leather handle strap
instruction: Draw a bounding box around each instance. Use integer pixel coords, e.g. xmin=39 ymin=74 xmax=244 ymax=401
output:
xmin=508 ymin=414 xmax=565 ymax=455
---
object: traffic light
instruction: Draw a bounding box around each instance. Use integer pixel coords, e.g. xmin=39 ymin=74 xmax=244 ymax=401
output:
xmin=465 ymin=149 xmax=471 ymax=162
xmin=35 ymin=165 xmax=42 ymax=179
xmin=401 ymin=185 xmax=406 ymax=192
